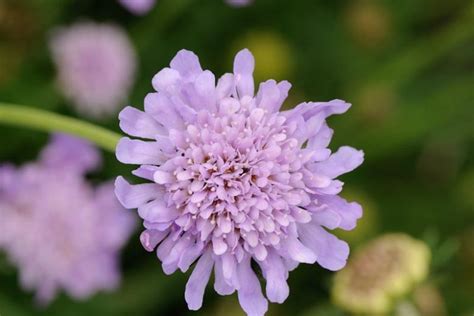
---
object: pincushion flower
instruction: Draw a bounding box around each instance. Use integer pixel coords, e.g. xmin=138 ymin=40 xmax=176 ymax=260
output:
xmin=0 ymin=134 xmax=135 ymax=305
xmin=119 ymin=0 xmax=156 ymax=15
xmin=332 ymin=234 xmax=431 ymax=314
xmin=50 ymin=22 xmax=137 ymax=118
xmin=115 ymin=49 xmax=363 ymax=316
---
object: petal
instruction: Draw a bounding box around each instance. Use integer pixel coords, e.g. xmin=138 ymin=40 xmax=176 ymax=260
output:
xmin=185 ymin=250 xmax=214 ymax=310
xmin=144 ymin=220 xmax=172 ymax=231
xmin=116 ymin=137 xmax=167 ymax=165
xmin=214 ymin=258 xmax=235 ymax=295
xmin=236 ymin=255 xmax=268 ymax=316
xmin=303 ymin=112 xmax=327 ymax=140
xmin=283 ymin=100 xmax=351 ymax=141
xmin=259 ymin=251 xmax=289 ymax=304
xmin=314 ymin=180 xmax=343 ymax=196
xmin=298 ymin=223 xmax=349 ymax=271
xmin=306 ymin=122 xmax=333 ymax=155
xmin=153 ymin=170 xmax=175 ymax=184
xmin=216 ymin=73 xmax=235 ymax=99
xmin=114 ymin=176 xmax=161 ymax=208
xmin=221 ymin=252 xmax=237 ymax=280
xmin=163 ymin=235 xmax=193 ymax=266
xmin=276 ymin=81 xmax=291 ymax=108
xmin=193 ymin=70 xmax=216 ymax=110
xmin=292 ymin=207 xmax=312 ymax=224
xmin=311 ymin=208 xmax=341 ymax=230
xmin=132 ymin=165 xmax=160 ymax=181
xmin=212 ymin=236 xmax=228 ymax=255
xmin=157 ymin=233 xmax=177 ymax=264
xmin=144 ymin=92 xmax=185 ymax=130
xmin=233 ymin=49 xmax=255 ymax=97
xmin=256 ymin=80 xmax=291 ymax=113
xmin=152 ymin=67 xmax=180 ymax=92
xmin=170 ymin=49 xmax=203 ymax=78
xmin=178 ymin=240 xmax=204 ymax=272
xmin=154 ymin=135 xmax=176 ymax=153
xmin=316 ymin=195 xmax=363 ymax=231
xmin=119 ymin=106 xmax=166 ymax=139
xmin=283 ymin=257 xmax=299 ymax=271
xmin=287 ymin=99 xmax=351 ymax=121
xmin=140 ymin=229 xmax=168 ymax=251
xmin=253 ymin=244 xmax=268 ymax=261
xmin=282 ymin=235 xmax=317 ymax=264
xmin=312 ymin=146 xmax=364 ymax=179
xmin=138 ymin=199 xmax=179 ymax=223
xmin=256 ymin=80 xmax=280 ymax=112
xmin=162 ymin=262 xmax=179 ymax=275
xmin=170 ymin=96 xmax=197 ymax=124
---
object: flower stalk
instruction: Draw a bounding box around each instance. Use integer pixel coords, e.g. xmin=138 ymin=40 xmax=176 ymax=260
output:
xmin=0 ymin=103 xmax=121 ymax=152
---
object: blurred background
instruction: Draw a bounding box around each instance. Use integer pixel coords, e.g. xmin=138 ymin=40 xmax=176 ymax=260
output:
xmin=0 ymin=0 xmax=473 ymax=315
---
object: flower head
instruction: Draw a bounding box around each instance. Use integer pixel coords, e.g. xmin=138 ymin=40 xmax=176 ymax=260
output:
xmin=332 ymin=233 xmax=431 ymax=314
xmin=115 ymin=49 xmax=364 ymax=316
xmin=119 ymin=0 xmax=156 ymax=15
xmin=50 ymin=22 xmax=137 ymax=118
xmin=0 ymin=134 xmax=135 ymax=305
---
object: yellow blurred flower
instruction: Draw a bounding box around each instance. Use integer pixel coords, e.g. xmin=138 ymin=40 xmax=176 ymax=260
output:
xmin=332 ymin=234 xmax=431 ymax=314
xmin=231 ymin=30 xmax=294 ymax=83
xmin=344 ymin=0 xmax=392 ymax=50
xmin=413 ymin=283 xmax=446 ymax=316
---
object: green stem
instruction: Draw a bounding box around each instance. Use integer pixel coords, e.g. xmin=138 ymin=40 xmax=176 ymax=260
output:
xmin=0 ymin=103 xmax=121 ymax=153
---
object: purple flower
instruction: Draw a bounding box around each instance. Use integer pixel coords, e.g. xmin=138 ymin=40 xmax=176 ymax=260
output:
xmin=115 ymin=49 xmax=363 ymax=316
xmin=119 ymin=0 xmax=156 ymax=15
xmin=50 ymin=22 xmax=137 ymax=118
xmin=226 ymin=0 xmax=253 ymax=7
xmin=0 ymin=134 xmax=135 ymax=305
xmin=118 ymin=0 xmax=251 ymax=14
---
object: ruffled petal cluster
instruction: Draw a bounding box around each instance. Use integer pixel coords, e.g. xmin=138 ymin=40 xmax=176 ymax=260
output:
xmin=49 ymin=22 xmax=137 ymax=118
xmin=0 ymin=134 xmax=135 ymax=305
xmin=115 ymin=49 xmax=363 ymax=316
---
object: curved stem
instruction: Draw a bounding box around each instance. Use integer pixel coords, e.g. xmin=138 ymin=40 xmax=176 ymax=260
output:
xmin=0 ymin=103 xmax=121 ymax=153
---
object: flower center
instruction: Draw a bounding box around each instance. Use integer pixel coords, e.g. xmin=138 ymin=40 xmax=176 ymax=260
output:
xmin=162 ymin=100 xmax=310 ymax=258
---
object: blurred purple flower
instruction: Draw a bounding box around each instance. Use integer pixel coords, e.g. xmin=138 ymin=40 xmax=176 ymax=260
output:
xmin=115 ymin=49 xmax=363 ymax=316
xmin=226 ymin=0 xmax=253 ymax=7
xmin=0 ymin=134 xmax=135 ymax=305
xmin=50 ymin=22 xmax=137 ymax=118
xmin=119 ymin=0 xmax=251 ymax=14
xmin=119 ymin=0 xmax=156 ymax=15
